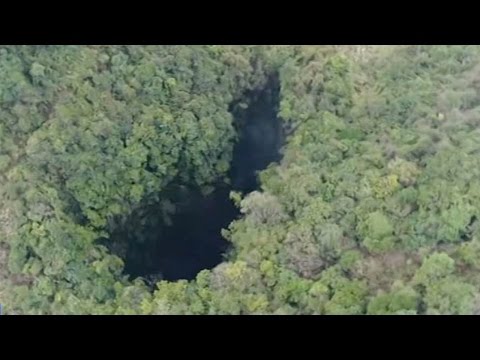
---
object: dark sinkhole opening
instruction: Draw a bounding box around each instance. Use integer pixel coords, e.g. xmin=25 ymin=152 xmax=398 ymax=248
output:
xmin=106 ymin=76 xmax=285 ymax=284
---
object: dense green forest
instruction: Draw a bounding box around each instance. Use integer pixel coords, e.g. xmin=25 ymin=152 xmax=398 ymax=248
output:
xmin=2 ymin=45 xmax=480 ymax=314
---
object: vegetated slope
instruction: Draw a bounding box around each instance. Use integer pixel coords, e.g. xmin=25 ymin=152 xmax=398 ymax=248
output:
xmin=2 ymin=45 xmax=480 ymax=315
xmin=0 ymin=45 xmax=278 ymax=314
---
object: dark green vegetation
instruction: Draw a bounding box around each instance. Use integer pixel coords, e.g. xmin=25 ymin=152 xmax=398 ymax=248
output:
xmin=110 ymin=77 xmax=284 ymax=282
xmin=2 ymin=45 xmax=480 ymax=314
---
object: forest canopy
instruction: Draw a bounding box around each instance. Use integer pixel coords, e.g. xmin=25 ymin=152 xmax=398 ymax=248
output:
xmin=2 ymin=45 xmax=480 ymax=315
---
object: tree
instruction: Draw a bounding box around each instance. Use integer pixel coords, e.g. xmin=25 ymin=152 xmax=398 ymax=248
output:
xmin=367 ymin=284 xmax=419 ymax=315
xmin=5 ymin=45 xmax=480 ymax=315
xmin=358 ymin=211 xmax=395 ymax=253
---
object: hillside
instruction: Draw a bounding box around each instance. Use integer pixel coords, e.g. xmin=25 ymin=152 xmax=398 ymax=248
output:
xmin=2 ymin=45 xmax=480 ymax=315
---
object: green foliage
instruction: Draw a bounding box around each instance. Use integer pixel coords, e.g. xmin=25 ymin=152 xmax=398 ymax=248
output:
xmin=413 ymin=253 xmax=455 ymax=286
xmin=324 ymin=279 xmax=368 ymax=315
xmin=423 ymin=279 xmax=476 ymax=315
xmin=3 ymin=45 xmax=480 ymax=315
xmin=358 ymin=211 xmax=395 ymax=253
xmin=367 ymin=284 xmax=419 ymax=315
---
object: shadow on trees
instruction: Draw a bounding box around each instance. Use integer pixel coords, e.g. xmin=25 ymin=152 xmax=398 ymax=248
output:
xmin=107 ymin=75 xmax=285 ymax=283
